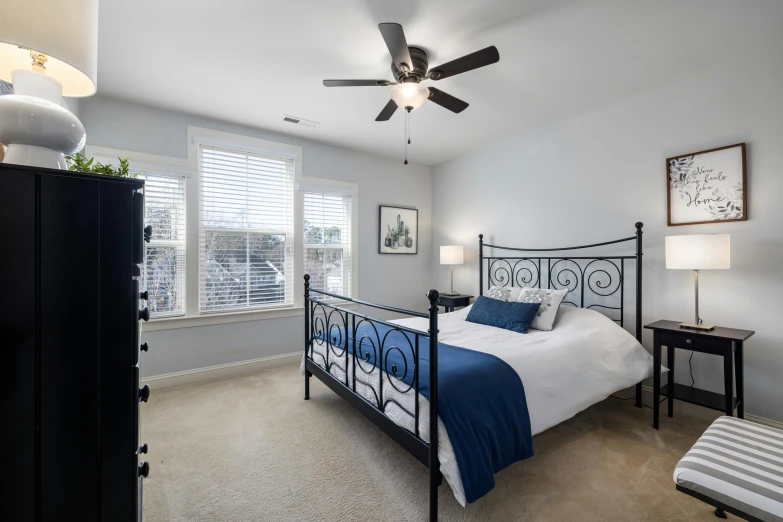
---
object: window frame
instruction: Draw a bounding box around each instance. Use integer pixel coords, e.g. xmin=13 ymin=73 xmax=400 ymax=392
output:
xmin=86 ymin=146 xmax=190 ymax=319
xmin=299 ymin=178 xmax=359 ymax=302
xmin=197 ymin=143 xmax=296 ymax=314
xmin=187 ymin=127 xmax=305 ymax=326
xmin=87 ymin=129 xmax=359 ymax=332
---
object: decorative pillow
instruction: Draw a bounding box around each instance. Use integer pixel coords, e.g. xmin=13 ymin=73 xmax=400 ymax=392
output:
xmin=466 ymin=296 xmax=541 ymax=334
xmin=485 ymin=285 xmax=522 ymax=303
xmin=516 ymin=287 xmax=569 ymax=331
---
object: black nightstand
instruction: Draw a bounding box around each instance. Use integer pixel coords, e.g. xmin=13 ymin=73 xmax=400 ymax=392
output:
xmin=644 ymin=320 xmax=754 ymax=430
xmin=437 ymin=294 xmax=473 ymax=313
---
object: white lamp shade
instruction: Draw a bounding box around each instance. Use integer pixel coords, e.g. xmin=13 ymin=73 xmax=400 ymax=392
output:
xmin=390 ymin=83 xmax=430 ymax=110
xmin=440 ymin=245 xmax=464 ymax=265
xmin=0 ymin=0 xmax=99 ymax=97
xmin=665 ymin=234 xmax=730 ymax=270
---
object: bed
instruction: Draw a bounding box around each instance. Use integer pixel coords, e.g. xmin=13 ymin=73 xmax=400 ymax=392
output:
xmin=303 ymin=223 xmax=651 ymax=521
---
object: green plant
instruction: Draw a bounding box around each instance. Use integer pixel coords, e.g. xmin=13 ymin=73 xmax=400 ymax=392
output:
xmin=66 ymin=152 xmax=136 ymax=177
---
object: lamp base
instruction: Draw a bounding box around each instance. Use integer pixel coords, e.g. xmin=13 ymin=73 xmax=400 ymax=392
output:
xmin=0 ymin=70 xmax=86 ymax=170
xmin=4 ymin=144 xmax=68 ymax=169
xmin=679 ymin=322 xmax=715 ymax=331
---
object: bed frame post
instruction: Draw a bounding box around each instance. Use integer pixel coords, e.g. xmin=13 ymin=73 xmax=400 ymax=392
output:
xmin=427 ymin=289 xmax=440 ymax=522
xmin=478 ymin=234 xmax=484 ymax=296
xmin=634 ymin=223 xmax=644 ymax=408
xmin=304 ymin=274 xmax=311 ymax=401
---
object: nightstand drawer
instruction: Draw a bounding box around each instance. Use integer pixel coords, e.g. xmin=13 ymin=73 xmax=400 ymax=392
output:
xmin=659 ymin=330 xmax=730 ymax=355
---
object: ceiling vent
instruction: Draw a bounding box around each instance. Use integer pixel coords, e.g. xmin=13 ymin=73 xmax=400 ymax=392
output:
xmin=283 ymin=115 xmax=319 ymax=128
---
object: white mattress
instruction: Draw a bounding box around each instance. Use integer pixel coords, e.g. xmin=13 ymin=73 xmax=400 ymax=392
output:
xmin=306 ymin=304 xmax=655 ymax=506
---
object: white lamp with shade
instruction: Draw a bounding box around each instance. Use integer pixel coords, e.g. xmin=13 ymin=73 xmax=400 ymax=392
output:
xmin=665 ymin=234 xmax=730 ymax=331
xmin=440 ymin=245 xmax=463 ymax=296
xmin=0 ymin=0 xmax=98 ymax=169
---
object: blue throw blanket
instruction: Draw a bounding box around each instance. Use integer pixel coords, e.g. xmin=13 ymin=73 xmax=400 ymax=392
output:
xmin=318 ymin=322 xmax=534 ymax=503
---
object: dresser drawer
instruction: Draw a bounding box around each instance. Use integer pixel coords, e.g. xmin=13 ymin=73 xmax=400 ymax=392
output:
xmin=659 ymin=330 xmax=730 ymax=355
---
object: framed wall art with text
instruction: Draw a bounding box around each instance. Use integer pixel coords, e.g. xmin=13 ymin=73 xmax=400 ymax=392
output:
xmin=667 ymin=143 xmax=747 ymax=226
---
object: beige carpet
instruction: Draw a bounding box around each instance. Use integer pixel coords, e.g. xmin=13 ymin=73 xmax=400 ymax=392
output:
xmin=141 ymin=365 xmax=726 ymax=522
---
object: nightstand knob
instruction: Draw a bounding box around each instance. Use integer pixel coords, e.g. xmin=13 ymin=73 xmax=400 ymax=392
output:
xmin=686 ymin=338 xmax=692 ymax=345
xmin=139 ymin=461 xmax=150 ymax=478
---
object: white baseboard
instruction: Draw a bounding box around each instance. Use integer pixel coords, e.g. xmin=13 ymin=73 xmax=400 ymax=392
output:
xmin=141 ymin=363 xmax=783 ymax=429
xmin=141 ymin=352 xmax=301 ymax=390
xmin=640 ymin=385 xmax=783 ymax=430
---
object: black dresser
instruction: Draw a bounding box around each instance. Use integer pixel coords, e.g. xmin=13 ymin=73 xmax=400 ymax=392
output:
xmin=1 ymin=163 xmax=151 ymax=521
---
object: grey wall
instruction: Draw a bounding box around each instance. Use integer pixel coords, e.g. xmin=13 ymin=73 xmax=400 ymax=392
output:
xmin=431 ymin=49 xmax=783 ymax=422
xmin=79 ymin=96 xmax=432 ymax=377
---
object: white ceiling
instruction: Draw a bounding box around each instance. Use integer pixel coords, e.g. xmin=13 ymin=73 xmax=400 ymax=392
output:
xmin=96 ymin=0 xmax=783 ymax=165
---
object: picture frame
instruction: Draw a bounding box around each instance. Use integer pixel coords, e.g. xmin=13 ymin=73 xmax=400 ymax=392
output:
xmin=667 ymin=143 xmax=747 ymax=226
xmin=378 ymin=205 xmax=418 ymax=254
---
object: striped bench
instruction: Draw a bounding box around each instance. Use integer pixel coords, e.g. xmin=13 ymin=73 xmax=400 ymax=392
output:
xmin=674 ymin=416 xmax=783 ymax=522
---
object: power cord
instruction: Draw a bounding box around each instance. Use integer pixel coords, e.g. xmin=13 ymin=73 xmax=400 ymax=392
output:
xmin=611 ymin=351 xmax=696 ymax=410
xmin=689 ymin=350 xmax=695 ymax=388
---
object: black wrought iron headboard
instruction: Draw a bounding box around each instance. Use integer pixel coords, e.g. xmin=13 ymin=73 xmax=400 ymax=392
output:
xmin=479 ymin=222 xmax=643 ymax=339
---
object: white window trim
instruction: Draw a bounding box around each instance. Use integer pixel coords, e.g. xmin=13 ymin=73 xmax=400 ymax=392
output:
xmin=87 ymin=131 xmax=359 ymax=332
xmin=87 ymin=146 xmax=191 ymax=322
xmin=188 ymin=126 xmax=303 ymax=320
xmin=298 ymin=176 xmax=359 ymax=303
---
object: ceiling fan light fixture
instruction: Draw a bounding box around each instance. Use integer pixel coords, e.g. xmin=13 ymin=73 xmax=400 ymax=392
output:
xmin=390 ymin=82 xmax=430 ymax=110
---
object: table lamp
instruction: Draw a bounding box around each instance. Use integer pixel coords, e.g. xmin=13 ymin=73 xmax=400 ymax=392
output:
xmin=0 ymin=0 xmax=98 ymax=169
xmin=440 ymin=245 xmax=463 ymax=296
xmin=665 ymin=234 xmax=730 ymax=331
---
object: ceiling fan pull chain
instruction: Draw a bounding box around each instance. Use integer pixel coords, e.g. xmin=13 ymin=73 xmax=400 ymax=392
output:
xmin=404 ymin=109 xmax=408 ymax=165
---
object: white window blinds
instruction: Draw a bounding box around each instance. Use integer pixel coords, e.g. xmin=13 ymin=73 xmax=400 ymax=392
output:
xmin=140 ymin=171 xmax=187 ymax=318
xmin=198 ymin=144 xmax=295 ymax=312
xmin=303 ymin=187 xmax=353 ymax=298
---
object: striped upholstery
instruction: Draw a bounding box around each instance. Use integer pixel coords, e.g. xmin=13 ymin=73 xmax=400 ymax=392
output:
xmin=674 ymin=416 xmax=783 ymax=522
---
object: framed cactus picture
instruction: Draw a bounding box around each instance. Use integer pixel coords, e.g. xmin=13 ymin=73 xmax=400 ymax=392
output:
xmin=667 ymin=143 xmax=747 ymax=226
xmin=379 ymin=205 xmax=418 ymax=254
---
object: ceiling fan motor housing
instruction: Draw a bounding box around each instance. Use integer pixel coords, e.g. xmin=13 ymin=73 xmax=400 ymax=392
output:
xmin=392 ymin=46 xmax=429 ymax=83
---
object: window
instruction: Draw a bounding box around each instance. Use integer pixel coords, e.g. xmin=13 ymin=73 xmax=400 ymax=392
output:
xmin=88 ymin=130 xmax=359 ymax=330
xmin=302 ymin=186 xmax=353 ymax=298
xmin=141 ymin=172 xmax=187 ymax=317
xmin=198 ymin=144 xmax=295 ymax=313
xmin=85 ymin=147 xmax=187 ymax=318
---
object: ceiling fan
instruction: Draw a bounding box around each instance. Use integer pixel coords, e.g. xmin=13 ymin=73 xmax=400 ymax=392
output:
xmin=323 ymin=23 xmax=500 ymax=122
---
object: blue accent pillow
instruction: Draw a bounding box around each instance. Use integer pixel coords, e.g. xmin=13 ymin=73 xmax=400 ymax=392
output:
xmin=466 ymin=296 xmax=541 ymax=334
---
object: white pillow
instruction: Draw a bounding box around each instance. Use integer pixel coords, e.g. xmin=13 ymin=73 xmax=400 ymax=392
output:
xmin=485 ymin=285 xmax=522 ymax=302
xmin=517 ymin=287 xmax=569 ymax=331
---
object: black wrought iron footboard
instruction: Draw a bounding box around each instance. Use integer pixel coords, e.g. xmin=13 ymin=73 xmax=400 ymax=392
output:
xmin=303 ymin=275 xmax=442 ymax=522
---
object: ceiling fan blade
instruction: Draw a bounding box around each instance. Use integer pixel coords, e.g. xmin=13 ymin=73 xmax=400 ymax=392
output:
xmin=428 ymin=46 xmax=500 ymax=80
xmin=323 ymin=79 xmax=393 ymax=87
xmin=427 ymin=87 xmax=469 ymax=113
xmin=375 ymin=99 xmax=398 ymax=121
xmin=378 ymin=23 xmax=413 ymax=72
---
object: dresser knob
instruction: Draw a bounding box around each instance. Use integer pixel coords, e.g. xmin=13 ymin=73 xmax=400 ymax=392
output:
xmin=138 ymin=461 xmax=150 ymax=478
xmin=139 ymin=385 xmax=151 ymax=403
xmin=140 ymin=342 xmax=149 ymax=352
xmin=140 ymin=307 xmax=150 ymax=322
xmin=143 ymin=225 xmax=153 ymax=243
xmin=140 ymin=290 xmax=149 ymax=300
xmin=686 ymin=339 xmax=693 ymax=345
xmin=139 ymin=443 xmax=148 ymax=454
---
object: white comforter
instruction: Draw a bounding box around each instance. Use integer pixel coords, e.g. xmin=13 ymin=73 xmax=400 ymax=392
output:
xmin=309 ymin=305 xmax=655 ymax=506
